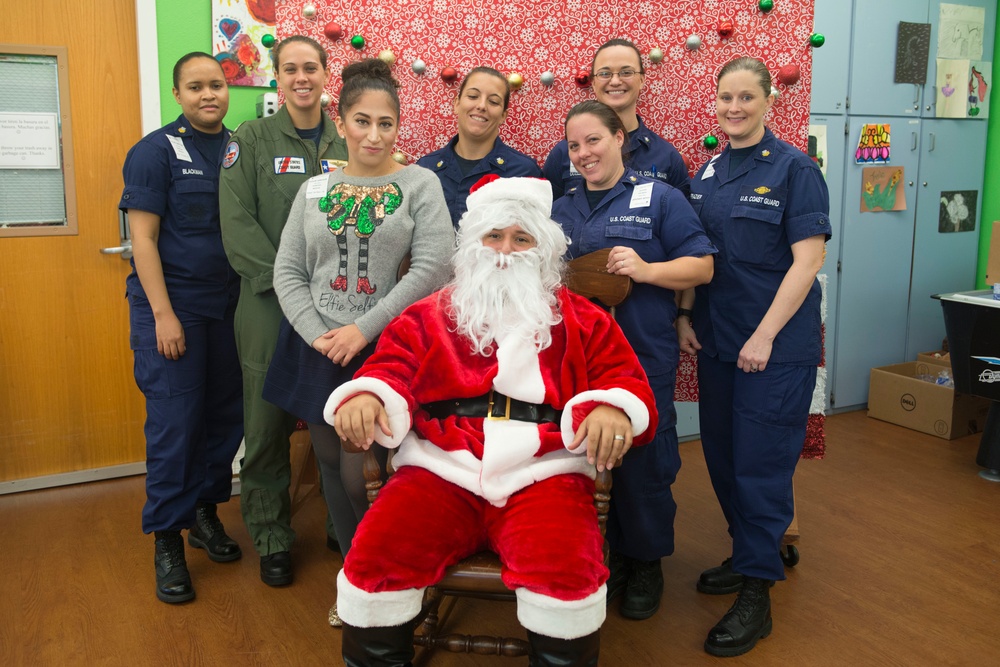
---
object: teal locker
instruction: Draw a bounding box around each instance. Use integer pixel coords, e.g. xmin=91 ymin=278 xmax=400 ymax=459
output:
xmin=832 ymin=117 xmax=923 ymax=409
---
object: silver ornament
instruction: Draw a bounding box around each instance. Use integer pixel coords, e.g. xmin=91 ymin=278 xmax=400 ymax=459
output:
xmin=540 ymin=71 xmax=555 ymax=86
xmin=411 ymin=58 xmax=427 ymax=75
xmin=302 ymin=3 xmax=317 ymax=19
xmin=685 ymin=35 xmax=702 ymax=51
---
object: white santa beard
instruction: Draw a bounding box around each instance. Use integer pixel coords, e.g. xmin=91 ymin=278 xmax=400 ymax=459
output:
xmin=449 ymin=245 xmax=561 ymax=355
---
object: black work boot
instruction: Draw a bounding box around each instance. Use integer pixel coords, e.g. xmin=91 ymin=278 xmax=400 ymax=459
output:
xmin=260 ymin=551 xmax=292 ymax=586
xmin=704 ymin=576 xmax=773 ymax=657
xmin=620 ymin=558 xmax=663 ymax=620
xmin=154 ymin=530 xmax=194 ymax=604
xmin=606 ymin=552 xmax=630 ymax=604
xmin=342 ymin=620 xmax=417 ymax=667
xmin=697 ymin=557 xmax=743 ymax=595
xmin=188 ymin=502 xmax=242 ymax=562
xmin=527 ymin=630 xmax=600 ymax=667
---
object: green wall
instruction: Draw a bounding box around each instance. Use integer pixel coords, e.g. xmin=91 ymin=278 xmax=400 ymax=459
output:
xmin=156 ymin=0 xmax=268 ymax=128
xmin=978 ymin=11 xmax=1000 ymax=287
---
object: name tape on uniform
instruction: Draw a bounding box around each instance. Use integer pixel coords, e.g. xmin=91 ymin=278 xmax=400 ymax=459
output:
xmin=274 ymin=156 xmax=306 ymax=174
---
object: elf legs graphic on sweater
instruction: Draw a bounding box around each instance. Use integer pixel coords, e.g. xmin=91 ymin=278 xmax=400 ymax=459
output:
xmin=320 ymin=183 xmax=403 ymax=294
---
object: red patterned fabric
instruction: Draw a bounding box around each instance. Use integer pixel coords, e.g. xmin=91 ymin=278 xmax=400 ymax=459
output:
xmin=273 ymin=0 xmax=815 ymax=166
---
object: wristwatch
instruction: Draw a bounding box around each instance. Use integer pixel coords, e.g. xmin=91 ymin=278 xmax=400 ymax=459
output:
xmin=676 ymin=308 xmax=693 ymax=322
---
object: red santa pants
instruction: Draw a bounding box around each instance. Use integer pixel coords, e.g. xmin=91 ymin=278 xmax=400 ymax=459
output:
xmin=336 ymin=465 xmax=609 ymax=639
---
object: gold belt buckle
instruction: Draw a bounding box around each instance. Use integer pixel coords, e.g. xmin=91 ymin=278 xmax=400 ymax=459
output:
xmin=487 ymin=388 xmax=511 ymax=421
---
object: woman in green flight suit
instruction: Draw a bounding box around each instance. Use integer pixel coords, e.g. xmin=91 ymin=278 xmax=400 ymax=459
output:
xmin=219 ymin=35 xmax=347 ymax=586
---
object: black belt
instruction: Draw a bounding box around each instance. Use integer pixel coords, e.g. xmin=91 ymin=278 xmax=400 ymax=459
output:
xmin=423 ymin=389 xmax=562 ymax=424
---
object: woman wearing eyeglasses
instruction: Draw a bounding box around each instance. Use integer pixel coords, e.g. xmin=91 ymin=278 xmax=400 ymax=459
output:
xmin=543 ymin=39 xmax=690 ymax=200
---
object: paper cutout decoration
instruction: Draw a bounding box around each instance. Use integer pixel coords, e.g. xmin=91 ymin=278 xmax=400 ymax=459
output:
xmin=856 ymin=124 xmax=891 ymax=164
xmin=213 ymin=0 xmax=276 ymax=87
xmin=895 ymin=22 xmax=931 ymax=84
xmin=937 ymin=3 xmax=985 ymax=60
xmin=861 ymin=167 xmax=906 ymax=213
xmin=939 ymin=190 xmax=978 ymax=232
xmin=936 ymin=58 xmax=971 ymax=118
xmin=808 ymin=123 xmax=828 ymax=179
xmin=969 ymin=61 xmax=991 ymax=118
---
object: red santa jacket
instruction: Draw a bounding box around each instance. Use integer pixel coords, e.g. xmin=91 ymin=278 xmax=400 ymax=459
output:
xmin=325 ymin=286 xmax=657 ymax=506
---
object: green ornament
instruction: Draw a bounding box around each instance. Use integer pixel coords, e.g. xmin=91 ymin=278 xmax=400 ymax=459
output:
xmin=350 ymin=35 xmax=366 ymax=50
xmin=261 ymin=34 xmax=275 ymax=48
xmin=809 ymin=33 xmax=826 ymax=48
xmin=759 ymin=0 xmax=775 ymax=12
xmin=703 ymin=135 xmax=719 ymax=150
xmin=969 ymin=107 xmax=981 ymax=116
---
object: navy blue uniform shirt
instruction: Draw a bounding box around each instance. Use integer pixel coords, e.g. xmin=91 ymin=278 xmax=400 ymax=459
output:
xmin=551 ymin=169 xmax=716 ymax=377
xmin=689 ymin=128 xmax=831 ymax=365
xmin=544 ymin=116 xmax=691 ymax=200
xmin=417 ymin=135 xmax=541 ymax=228
xmin=120 ymin=115 xmax=239 ymax=319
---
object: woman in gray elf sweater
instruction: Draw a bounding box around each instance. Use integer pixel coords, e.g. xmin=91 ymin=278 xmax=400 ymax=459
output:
xmin=265 ymin=59 xmax=454 ymax=604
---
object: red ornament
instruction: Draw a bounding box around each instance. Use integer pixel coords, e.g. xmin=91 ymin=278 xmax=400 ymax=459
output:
xmin=574 ymin=69 xmax=591 ymax=88
xmin=718 ymin=20 xmax=735 ymax=39
xmin=324 ymin=22 xmax=344 ymax=42
xmin=776 ymin=64 xmax=801 ymax=86
xmin=441 ymin=66 xmax=459 ymax=83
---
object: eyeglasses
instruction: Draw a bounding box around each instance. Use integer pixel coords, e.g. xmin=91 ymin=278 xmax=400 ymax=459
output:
xmin=593 ymin=68 xmax=642 ymax=81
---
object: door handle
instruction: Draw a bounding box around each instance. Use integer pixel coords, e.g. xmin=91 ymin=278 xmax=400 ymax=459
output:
xmin=100 ymin=241 xmax=132 ymax=260
xmin=911 ymin=132 xmax=917 ymax=150
xmin=928 ymin=133 xmax=935 ymax=152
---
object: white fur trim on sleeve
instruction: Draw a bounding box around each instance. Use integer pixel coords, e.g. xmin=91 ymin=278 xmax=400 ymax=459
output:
xmin=336 ymin=568 xmax=424 ymax=628
xmin=559 ymin=388 xmax=651 ymax=449
xmin=324 ymin=377 xmax=411 ymax=449
xmin=516 ymin=585 xmax=607 ymax=639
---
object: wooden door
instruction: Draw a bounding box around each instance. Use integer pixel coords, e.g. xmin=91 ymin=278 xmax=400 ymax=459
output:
xmin=0 ymin=0 xmax=146 ymax=483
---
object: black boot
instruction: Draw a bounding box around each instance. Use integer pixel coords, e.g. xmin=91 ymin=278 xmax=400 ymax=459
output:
xmin=527 ymin=630 xmax=600 ymax=667
xmin=260 ymin=551 xmax=292 ymax=586
xmin=154 ymin=530 xmax=194 ymax=604
xmin=620 ymin=558 xmax=663 ymax=620
xmin=188 ymin=502 xmax=242 ymax=562
xmin=704 ymin=576 xmax=773 ymax=657
xmin=342 ymin=620 xmax=417 ymax=667
xmin=697 ymin=557 xmax=743 ymax=595
xmin=606 ymin=552 xmax=630 ymax=604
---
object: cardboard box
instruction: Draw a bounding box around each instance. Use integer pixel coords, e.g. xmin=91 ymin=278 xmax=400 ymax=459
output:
xmin=868 ymin=361 xmax=991 ymax=440
xmin=917 ymin=350 xmax=951 ymax=368
xmin=986 ymin=221 xmax=999 ymax=285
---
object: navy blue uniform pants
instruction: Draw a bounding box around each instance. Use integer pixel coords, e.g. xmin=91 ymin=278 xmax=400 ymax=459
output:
xmin=606 ymin=370 xmax=680 ymax=561
xmin=129 ymin=296 xmax=243 ymax=533
xmin=697 ymin=353 xmax=815 ymax=581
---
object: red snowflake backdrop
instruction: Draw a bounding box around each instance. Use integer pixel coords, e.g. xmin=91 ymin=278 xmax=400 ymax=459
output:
xmin=274 ymin=0 xmax=816 ymax=166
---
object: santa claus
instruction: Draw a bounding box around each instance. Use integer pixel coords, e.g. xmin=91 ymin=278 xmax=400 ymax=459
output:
xmin=326 ymin=175 xmax=657 ymax=666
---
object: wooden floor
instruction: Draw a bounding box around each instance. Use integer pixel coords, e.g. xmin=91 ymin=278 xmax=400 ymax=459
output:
xmin=2 ymin=410 xmax=998 ymax=666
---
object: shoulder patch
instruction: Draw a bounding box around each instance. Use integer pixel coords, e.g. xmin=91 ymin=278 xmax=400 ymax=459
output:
xmin=321 ymin=159 xmax=347 ymax=173
xmin=222 ymin=141 xmax=240 ymax=169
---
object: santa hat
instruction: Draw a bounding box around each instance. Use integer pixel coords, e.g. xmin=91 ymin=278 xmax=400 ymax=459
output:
xmin=458 ymin=175 xmax=566 ymax=257
xmin=465 ymin=174 xmax=553 ymax=216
